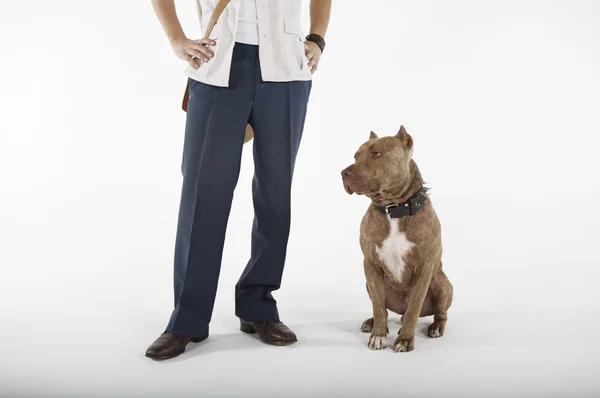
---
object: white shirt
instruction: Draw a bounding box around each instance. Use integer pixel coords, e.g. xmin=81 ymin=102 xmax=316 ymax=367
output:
xmin=235 ymin=0 xmax=259 ymax=45
xmin=186 ymin=0 xmax=313 ymax=87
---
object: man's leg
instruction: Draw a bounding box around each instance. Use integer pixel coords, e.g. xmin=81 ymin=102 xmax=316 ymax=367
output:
xmin=166 ymin=47 xmax=258 ymax=338
xmin=235 ymin=75 xmax=312 ymax=322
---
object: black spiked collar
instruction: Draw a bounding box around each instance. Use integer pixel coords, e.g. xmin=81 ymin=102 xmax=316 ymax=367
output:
xmin=374 ymin=186 xmax=429 ymax=219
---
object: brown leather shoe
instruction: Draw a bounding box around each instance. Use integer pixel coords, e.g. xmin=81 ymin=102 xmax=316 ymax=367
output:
xmin=240 ymin=320 xmax=297 ymax=346
xmin=145 ymin=330 xmax=208 ymax=360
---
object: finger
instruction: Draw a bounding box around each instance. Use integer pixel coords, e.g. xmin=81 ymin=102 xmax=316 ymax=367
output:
xmin=188 ymin=49 xmax=210 ymax=62
xmin=191 ymin=44 xmax=214 ymax=58
xmin=194 ymin=38 xmax=217 ymax=47
xmin=305 ymin=50 xmax=314 ymax=60
xmin=188 ymin=56 xmax=200 ymax=69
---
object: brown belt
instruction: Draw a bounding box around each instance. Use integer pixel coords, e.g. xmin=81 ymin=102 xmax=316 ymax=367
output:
xmin=181 ymin=0 xmax=254 ymax=144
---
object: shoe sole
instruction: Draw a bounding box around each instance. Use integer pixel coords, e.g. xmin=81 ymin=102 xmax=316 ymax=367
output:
xmin=145 ymin=333 xmax=209 ymax=361
xmin=240 ymin=323 xmax=297 ymax=346
xmin=145 ymin=350 xmax=185 ymax=361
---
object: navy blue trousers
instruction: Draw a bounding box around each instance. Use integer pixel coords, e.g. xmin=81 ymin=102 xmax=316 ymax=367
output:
xmin=166 ymin=43 xmax=311 ymax=337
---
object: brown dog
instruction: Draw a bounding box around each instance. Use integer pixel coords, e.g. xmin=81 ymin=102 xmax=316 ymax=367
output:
xmin=341 ymin=126 xmax=453 ymax=352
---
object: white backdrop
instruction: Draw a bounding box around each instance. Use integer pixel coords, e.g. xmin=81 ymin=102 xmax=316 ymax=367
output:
xmin=1 ymin=1 xmax=600 ymax=397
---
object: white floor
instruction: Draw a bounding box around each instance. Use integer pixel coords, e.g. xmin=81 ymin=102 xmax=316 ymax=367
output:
xmin=2 ymin=302 xmax=599 ymax=397
xmin=2 ymin=194 xmax=599 ymax=397
xmin=2 ymin=179 xmax=599 ymax=398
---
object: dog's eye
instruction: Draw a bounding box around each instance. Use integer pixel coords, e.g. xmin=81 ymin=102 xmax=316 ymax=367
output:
xmin=371 ymin=152 xmax=381 ymax=158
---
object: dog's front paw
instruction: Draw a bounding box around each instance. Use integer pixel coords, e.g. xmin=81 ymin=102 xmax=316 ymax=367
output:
xmin=368 ymin=334 xmax=388 ymax=350
xmin=393 ymin=333 xmax=414 ymax=352
xmin=428 ymin=321 xmax=446 ymax=338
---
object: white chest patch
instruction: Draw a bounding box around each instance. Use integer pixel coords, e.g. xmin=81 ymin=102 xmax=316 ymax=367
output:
xmin=376 ymin=218 xmax=414 ymax=282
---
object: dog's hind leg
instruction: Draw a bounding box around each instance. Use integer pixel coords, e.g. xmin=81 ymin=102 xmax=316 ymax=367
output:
xmin=427 ymin=269 xmax=453 ymax=338
xmin=361 ymin=317 xmax=374 ymax=333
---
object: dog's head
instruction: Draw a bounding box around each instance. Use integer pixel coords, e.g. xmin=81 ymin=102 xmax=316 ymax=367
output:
xmin=341 ymin=125 xmax=414 ymax=197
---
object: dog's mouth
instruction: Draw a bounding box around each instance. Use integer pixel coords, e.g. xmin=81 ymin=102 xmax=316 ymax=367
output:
xmin=343 ymin=181 xmax=354 ymax=195
xmin=343 ymin=179 xmax=375 ymax=197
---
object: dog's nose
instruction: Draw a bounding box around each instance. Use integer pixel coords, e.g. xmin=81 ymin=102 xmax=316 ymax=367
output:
xmin=341 ymin=167 xmax=352 ymax=178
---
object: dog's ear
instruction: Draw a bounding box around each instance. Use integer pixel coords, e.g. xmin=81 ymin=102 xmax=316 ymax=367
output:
xmin=369 ymin=131 xmax=378 ymax=140
xmin=396 ymin=125 xmax=413 ymax=149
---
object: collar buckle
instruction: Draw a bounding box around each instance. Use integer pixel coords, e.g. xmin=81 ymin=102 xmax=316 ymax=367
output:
xmin=384 ymin=204 xmax=399 ymax=217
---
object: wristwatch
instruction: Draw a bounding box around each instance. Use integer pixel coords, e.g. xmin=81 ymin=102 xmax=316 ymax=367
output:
xmin=305 ymin=33 xmax=326 ymax=54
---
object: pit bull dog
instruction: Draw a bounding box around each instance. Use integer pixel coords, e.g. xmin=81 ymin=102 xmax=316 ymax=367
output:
xmin=341 ymin=126 xmax=453 ymax=352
